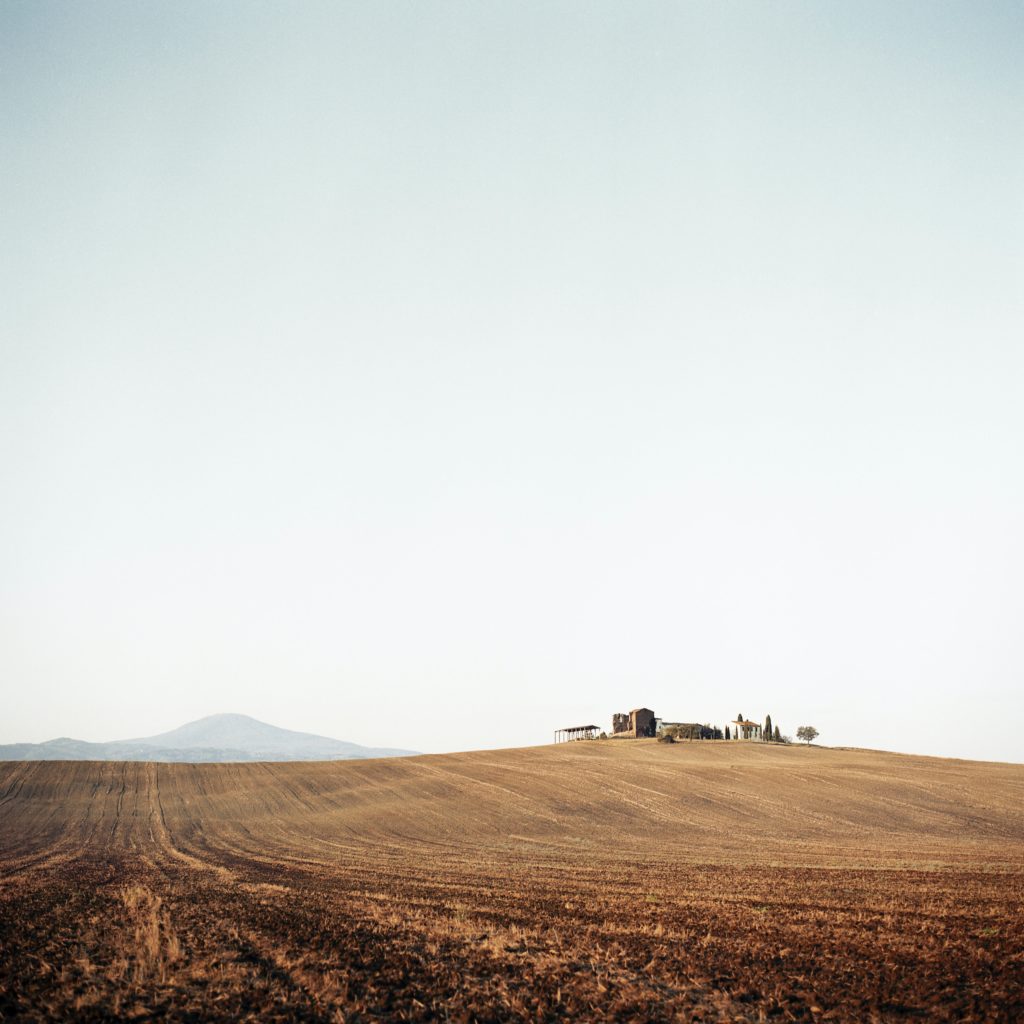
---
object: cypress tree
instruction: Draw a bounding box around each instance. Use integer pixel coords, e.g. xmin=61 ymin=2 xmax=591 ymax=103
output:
xmin=774 ymin=725 xmax=781 ymax=742
xmin=764 ymin=714 xmax=773 ymax=741
xmin=725 ymin=725 xmax=731 ymax=740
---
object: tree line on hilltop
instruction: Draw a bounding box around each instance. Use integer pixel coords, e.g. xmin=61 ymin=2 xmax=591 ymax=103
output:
xmin=655 ymin=714 xmax=820 ymax=745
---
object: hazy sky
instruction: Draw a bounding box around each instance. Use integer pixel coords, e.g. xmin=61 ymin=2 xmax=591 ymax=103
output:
xmin=2 ymin=2 xmax=1022 ymax=762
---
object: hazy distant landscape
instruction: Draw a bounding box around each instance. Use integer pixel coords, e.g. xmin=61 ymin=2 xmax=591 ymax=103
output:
xmin=2 ymin=740 xmax=1021 ymax=1021
xmin=0 ymin=713 xmax=416 ymax=763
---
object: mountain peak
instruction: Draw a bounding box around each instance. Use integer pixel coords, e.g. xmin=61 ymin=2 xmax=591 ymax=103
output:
xmin=1 ymin=714 xmax=417 ymax=763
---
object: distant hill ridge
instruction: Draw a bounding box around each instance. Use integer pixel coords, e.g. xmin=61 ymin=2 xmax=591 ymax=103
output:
xmin=0 ymin=712 xmax=417 ymax=763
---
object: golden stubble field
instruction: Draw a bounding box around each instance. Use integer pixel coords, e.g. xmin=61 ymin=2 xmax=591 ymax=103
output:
xmin=1 ymin=740 xmax=1022 ymax=1022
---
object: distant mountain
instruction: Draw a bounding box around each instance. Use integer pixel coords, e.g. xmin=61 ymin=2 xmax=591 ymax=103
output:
xmin=0 ymin=713 xmax=417 ymax=763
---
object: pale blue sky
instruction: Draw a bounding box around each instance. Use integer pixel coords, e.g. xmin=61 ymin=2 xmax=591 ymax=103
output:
xmin=2 ymin=2 xmax=1022 ymax=760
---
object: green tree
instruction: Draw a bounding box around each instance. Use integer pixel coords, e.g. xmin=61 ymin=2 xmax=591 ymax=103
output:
xmin=764 ymin=714 xmax=773 ymax=741
xmin=796 ymin=726 xmax=819 ymax=745
xmin=725 ymin=725 xmax=731 ymax=740
xmin=774 ymin=725 xmax=781 ymax=742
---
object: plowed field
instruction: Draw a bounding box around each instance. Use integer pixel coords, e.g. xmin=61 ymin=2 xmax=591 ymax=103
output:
xmin=1 ymin=741 xmax=1022 ymax=1022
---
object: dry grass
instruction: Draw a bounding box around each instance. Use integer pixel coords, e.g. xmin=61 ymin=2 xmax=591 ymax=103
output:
xmin=1 ymin=741 xmax=1022 ymax=1021
xmin=119 ymin=884 xmax=182 ymax=984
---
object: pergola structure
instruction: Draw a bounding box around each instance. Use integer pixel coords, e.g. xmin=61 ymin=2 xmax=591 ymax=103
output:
xmin=554 ymin=724 xmax=599 ymax=743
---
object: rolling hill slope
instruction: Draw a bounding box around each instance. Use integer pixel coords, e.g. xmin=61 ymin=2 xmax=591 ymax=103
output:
xmin=2 ymin=739 xmax=1021 ymax=866
xmin=2 ymin=741 xmax=1022 ymax=1022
